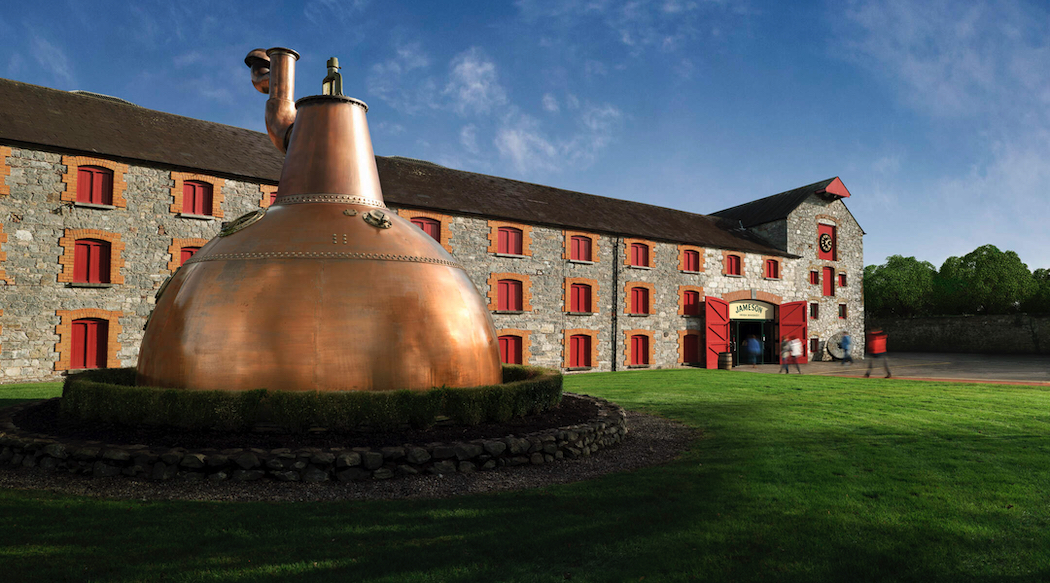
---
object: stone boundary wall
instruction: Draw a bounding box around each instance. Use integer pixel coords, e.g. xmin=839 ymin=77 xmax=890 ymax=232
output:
xmin=0 ymin=393 xmax=627 ymax=483
xmin=868 ymin=314 xmax=1050 ymax=355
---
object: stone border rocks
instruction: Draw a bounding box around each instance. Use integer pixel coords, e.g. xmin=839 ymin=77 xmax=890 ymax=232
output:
xmin=0 ymin=393 xmax=627 ymax=484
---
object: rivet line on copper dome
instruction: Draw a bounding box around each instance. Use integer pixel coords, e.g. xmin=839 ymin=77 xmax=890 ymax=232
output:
xmin=273 ymin=194 xmax=387 ymax=207
xmin=182 ymin=251 xmax=463 ymax=269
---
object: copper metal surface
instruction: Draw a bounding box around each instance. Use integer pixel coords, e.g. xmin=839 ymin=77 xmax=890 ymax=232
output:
xmin=136 ymin=48 xmax=502 ymax=392
xmin=245 ymin=47 xmax=300 ymax=153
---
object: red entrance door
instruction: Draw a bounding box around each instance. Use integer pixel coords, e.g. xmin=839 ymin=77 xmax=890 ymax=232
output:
xmin=71 ymin=318 xmax=108 ymax=369
xmin=705 ymin=296 xmax=730 ymax=369
xmin=778 ymin=301 xmax=808 ymax=364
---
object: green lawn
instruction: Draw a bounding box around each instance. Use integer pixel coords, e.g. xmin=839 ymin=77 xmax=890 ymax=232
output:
xmin=1 ymin=370 xmax=1049 ymax=582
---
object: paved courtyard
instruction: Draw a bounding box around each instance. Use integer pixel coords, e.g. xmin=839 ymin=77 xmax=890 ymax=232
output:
xmin=738 ymin=352 xmax=1050 ymax=386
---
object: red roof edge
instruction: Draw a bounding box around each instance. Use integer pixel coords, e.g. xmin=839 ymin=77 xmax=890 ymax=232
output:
xmin=818 ymin=176 xmax=851 ymax=198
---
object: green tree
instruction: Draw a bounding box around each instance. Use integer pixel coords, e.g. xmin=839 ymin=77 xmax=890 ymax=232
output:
xmin=1021 ymin=268 xmax=1050 ymax=314
xmin=863 ymin=255 xmax=936 ymax=318
xmin=932 ymin=245 xmax=1035 ymax=314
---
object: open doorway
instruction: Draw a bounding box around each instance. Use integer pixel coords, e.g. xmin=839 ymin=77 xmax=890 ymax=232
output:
xmin=730 ymin=319 xmax=776 ymax=365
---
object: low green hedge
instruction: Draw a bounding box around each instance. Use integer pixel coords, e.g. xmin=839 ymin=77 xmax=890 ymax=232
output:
xmin=60 ymin=365 xmax=562 ymax=432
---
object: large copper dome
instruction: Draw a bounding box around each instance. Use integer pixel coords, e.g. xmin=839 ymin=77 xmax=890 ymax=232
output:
xmin=135 ymin=48 xmax=502 ymax=392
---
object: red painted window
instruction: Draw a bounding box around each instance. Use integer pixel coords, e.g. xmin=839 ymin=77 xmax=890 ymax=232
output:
xmin=630 ymin=243 xmax=649 ymax=267
xmin=810 ymin=338 xmax=820 ymax=354
xmin=683 ymin=334 xmax=700 ymax=364
xmin=270 ymin=191 xmax=278 ymax=205
xmin=630 ymin=287 xmax=649 ymax=314
xmin=683 ymin=290 xmax=701 ymax=316
xmin=497 ymin=279 xmax=522 ymax=311
xmin=809 ymin=270 xmax=819 ymax=285
xmin=570 ymin=334 xmax=592 ymax=367
xmin=183 ymin=181 xmax=213 ymax=216
xmin=726 ymin=254 xmax=741 ymax=276
xmin=839 ymin=304 xmax=847 ymax=319
xmin=630 ymin=334 xmax=650 ymax=365
xmin=570 ymin=236 xmax=592 ymax=261
xmin=839 ymin=273 xmax=847 ymax=287
xmin=571 ymin=283 xmax=592 ymax=313
xmin=498 ymin=227 xmax=523 ymax=255
xmin=810 ymin=303 xmax=819 ymax=319
xmin=498 ymin=335 xmax=522 ymax=365
xmin=683 ymin=249 xmax=700 ymax=272
xmin=817 ymin=224 xmax=837 ymax=261
xmin=76 ymin=166 xmax=113 ymax=205
xmin=412 ymin=218 xmax=441 ymax=242
xmin=764 ymin=259 xmax=779 ymax=279
xmin=71 ymin=318 xmax=108 ymax=370
xmin=823 ymin=266 xmax=835 ymax=296
xmin=73 ymin=239 xmax=111 ymax=284
xmin=180 ymin=247 xmax=200 ymax=266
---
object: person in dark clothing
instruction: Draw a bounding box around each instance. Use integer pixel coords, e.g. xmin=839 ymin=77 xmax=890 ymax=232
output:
xmin=745 ymin=335 xmax=761 ymax=368
xmin=841 ymin=333 xmax=853 ymax=366
xmin=864 ymin=329 xmax=891 ymax=378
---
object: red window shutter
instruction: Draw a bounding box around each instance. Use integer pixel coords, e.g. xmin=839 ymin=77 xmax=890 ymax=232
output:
xmin=809 ymin=271 xmax=819 ymax=285
xmin=98 ymin=170 xmax=112 ymax=205
xmin=631 ymin=335 xmax=649 ymax=365
xmin=71 ymin=319 xmax=107 ymax=369
xmin=823 ymin=267 xmax=835 ymax=296
xmin=498 ymin=227 xmax=522 ymax=254
xmin=270 ymin=191 xmax=278 ymax=205
xmin=778 ymin=301 xmax=809 ymax=364
xmin=631 ymin=243 xmax=649 ymax=267
xmin=683 ymin=334 xmax=699 ymax=364
xmin=96 ymin=241 xmax=111 ymax=283
xmin=74 ymin=241 xmax=89 ymax=282
xmin=571 ymin=236 xmax=591 ymax=261
xmin=705 ymin=296 xmax=730 ymax=369
xmin=684 ymin=250 xmax=699 ymax=272
xmin=570 ymin=334 xmax=591 ymax=367
xmin=71 ymin=320 xmax=88 ymax=369
xmin=810 ymin=338 xmax=819 ymax=354
xmin=727 ymin=255 xmax=741 ymax=275
xmin=184 ymin=183 xmax=197 ymax=214
xmin=684 ymin=290 xmax=700 ymax=315
xmin=185 ymin=181 xmax=213 ymax=215
xmin=181 ymin=247 xmax=200 ymax=266
xmin=412 ymin=218 xmax=441 ymax=241
xmin=200 ymin=183 xmax=213 ymax=215
xmin=499 ymin=336 xmax=522 ymax=364
xmin=839 ymin=273 xmax=847 ymax=287
xmin=810 ymin=303 xmax=819 ymax=319
xmin=839 ymin=304 xmax=847 ymax=319
xmin=497 ymin=280 xmax=509 ymax=311
xmin=77 ymin=168 xmax=93 ymax=203
xmin=571 ymin=283 xmax=591 ymax=313
xmin=498 ymin=279 xmax=522 ymax=311
xmin=631 ymin=287 xmax=649 ymax=314
xmin=765 ymin=260 xmax=778 ymax=278
xmin=818 ymin=224 xmax=836 ymax=260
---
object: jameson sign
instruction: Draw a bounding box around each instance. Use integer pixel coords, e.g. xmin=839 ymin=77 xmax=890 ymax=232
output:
xmin=729 ymin=300 xmax=773 ymax=320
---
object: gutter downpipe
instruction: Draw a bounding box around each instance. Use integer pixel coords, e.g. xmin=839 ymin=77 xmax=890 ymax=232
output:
xmin=611 ymin=236 xmax=620 ymax=372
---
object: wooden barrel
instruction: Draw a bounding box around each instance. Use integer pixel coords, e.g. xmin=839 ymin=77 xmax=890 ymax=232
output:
xmin=718 ymin=352 xmax=733 ymax=370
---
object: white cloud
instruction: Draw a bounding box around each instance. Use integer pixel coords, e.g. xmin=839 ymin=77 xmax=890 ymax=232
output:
xmin=460 ymin=124 xmax=480 ymax=154
xmin=367 ymin=43 xmax=438 ymax=114
xmin=445 ymin=47 xmax=508 ymax=116
xmin=30 ymin=34 xmax=74 ymax=86
xmin=494 ymin=102 xmax=623 ymax=174
xmin=304 ymin=0 xmax=371 ymax=25
xmin=542 ymin=93 xmax=560 ymax=112
xmin=495 ymin=110 xmax=560 ymax=174
xmin=173 ymin=51 xmax=205 ymax=68
xmin=6 ymin=53 xmax=25 ymax=77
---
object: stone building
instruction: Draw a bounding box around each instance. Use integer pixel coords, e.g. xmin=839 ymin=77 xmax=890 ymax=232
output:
xmin=0 ymin=78 xmax=865 ymax=383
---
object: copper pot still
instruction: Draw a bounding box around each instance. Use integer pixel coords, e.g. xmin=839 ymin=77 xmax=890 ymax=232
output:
xmin=136 ymin=48 xmax=502 ymax=392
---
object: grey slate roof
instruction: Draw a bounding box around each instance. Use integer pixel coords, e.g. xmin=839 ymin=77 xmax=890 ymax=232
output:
xmin=710 ymin=178 xmax=838 ymax=228
xmin=0 ymin=77 xmax=793 ymax=256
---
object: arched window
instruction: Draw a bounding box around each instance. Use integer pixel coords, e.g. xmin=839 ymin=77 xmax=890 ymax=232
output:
xmin=630 ymin=286 xmax=650 ymax=314
xmin=497 ymin=279 xmax=523 ymax=311
xmin=630 ymin=243 xmax=650 ymax=267
xmin=570 ymin=236 xmax=592 ymax=261
xmin=76 ymin=166 xmax=113 ymax=205
xmin=71 ymin=318 xmax=108 ymax=369
xmin=726 ymin=254 xmax=741 ymax=276
xmin=682 ymin=290 xmax=701 ymax=316
xmin=411 ymin=217 xmax=441 ymax=242
xmin=74 ymin=239 xmax=111 ymax=284
xmin=498 ymin=335 xmax=523 ymax=364
xmin=683 ymin=249 xmax=700 ymax=272
xmin=630 ymin=334 xmax=650 ymax=365
xmin=571 ymin=283 xmax=592 ymax=313
xmin=570 ymin=334 xmax=592 ymax=367
xmin=764 ymin=259 xmax=779 ymax=279
xmin=498 ymin=227 xmax=523 ymax=255
xmin=183 ymin=180 xmax=214 ymax=216
xmin=180 ymin=246 xmax=200 ymax=266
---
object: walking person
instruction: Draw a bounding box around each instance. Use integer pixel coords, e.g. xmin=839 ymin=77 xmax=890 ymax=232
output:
xmin=841 ymin=332 xmax=853 ymax=366
xmin=789 ymin=336 xmax=803 ymax=374
xmin=746 ymin=334 xmax=761 ymax=368
xmin=779 ymin=337 xmax=792 ymax=374
xmin=864 ymin=329 xmax=891 ymax=378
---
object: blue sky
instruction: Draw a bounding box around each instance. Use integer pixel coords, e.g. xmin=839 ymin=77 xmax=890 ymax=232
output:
xmin=3 ymin=0 xmax=1049 ymax=270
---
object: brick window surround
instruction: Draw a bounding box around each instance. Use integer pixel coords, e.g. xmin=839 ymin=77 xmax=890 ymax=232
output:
xmin=399 ymin=209 xmax=454 ymax=253
xmin=762 ymin=256 xmax=781 ymax=279
xmin=170 ymin=171 xmax=225 ymax=218
xmin=678 ymin=245 xmax=705 ymax=272
xmin=563 ymin=230 xmax=599 ymax=262
xmin=259 ymin=184 xmax=278 ymax=208
xmin=0 ymin=145 xmax=11 ymax=196
xmin=625 ymin=281 xmax=655 ymax=315
xmin=564 ymin=277 xmax=599 ymax=313
xmin=167 ymin=237 xmax=210 ymax=272
xmin=54 ymin=308 xmax=122 ymax=371
xmin=487 ymin=273 xmax=532 ymax=312
xmin=0 ymin=224 xmax=9 ymax=283
xmin=497 ymin=328 xmax=532 ymax=365
xmin=624 ymin=238 xmax=654 ymax=267
xmin=722 ymin=290 xmax=783 ymax=305
xmin=562 ymin=328 xmax=600 ymax=368
xmin=678 ymin=330 xmax=702 ymax=364
xmin=722 ymin=251 xmax=744 ymax=276
xmin=678 ymin=285 xmax=705 ymax=315
xmin=60 ymin=155 xmax=129 ymax=208
xmin=623 ymin=329 xmax=655 ymax=367
xmin=57 ymin=229 xmax=125 ymax=285
xmin=487 ymin=220 xmax=533 ymax=256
